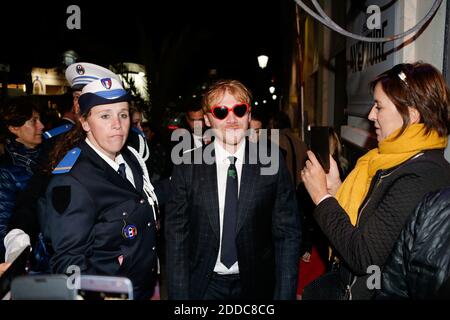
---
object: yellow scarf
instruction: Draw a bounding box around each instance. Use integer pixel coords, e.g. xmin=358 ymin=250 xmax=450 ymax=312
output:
xmin=335 ymin=124 xmax=447 ymax=226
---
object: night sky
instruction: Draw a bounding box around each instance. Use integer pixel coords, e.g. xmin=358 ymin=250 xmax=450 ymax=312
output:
xmin=1 ymin=0 xmax=286 ymax=105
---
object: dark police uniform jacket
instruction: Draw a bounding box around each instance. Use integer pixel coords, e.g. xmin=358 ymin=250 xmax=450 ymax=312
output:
xmin=44 ymin=140 xmax=158 ymax=300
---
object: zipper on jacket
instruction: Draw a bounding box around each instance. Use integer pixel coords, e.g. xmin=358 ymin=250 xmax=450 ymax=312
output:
xmin=355 ymin=171 xmax=382 ymax=227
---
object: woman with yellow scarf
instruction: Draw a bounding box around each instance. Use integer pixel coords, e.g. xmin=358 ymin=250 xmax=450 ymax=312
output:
xmin=301 ymin=62 xmax=450 ymax=299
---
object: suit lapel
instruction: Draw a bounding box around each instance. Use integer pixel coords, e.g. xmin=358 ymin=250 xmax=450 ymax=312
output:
xmin=237 ymin=141 xmax=259 ymax=234
xmin=200 ymin=148 xmax=220 ymax=240
xmin=122 ymin=150 xmax=144 ymax=193
xmin=81 ymin=141 xmax=141 ymax=196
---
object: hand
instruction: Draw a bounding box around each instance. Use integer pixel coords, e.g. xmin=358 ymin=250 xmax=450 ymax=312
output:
xmin=300 ymin=151 xmax=329 ymax=205
xmin=302 ymin=252 xmax=311 ymax=263
xmin=326 ymin=155 xmax=342 ymax=196
xmin=0 ymin=262 xmax=11 ymax=277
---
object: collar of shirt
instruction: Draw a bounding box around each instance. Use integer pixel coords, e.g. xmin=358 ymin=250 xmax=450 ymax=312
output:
xmin=214 ymin=138 xmax=245 ymax=166
xmin=62 ymin=117 xmax=76 ymax=125
xmin=85 ymin=138 xmax=136 ymax=188
xmin=192 ymin=133 xmax=203 ymax=148
xmin=85 ymin=137 xmax=123 ymax=171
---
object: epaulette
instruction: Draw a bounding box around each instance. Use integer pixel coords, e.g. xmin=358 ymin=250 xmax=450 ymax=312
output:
xmin=43 ymin=124 xmax=73 ymax=140
xmin=52 ymin=147 xmax=81 ymax=174
xmin=131 ymin=126 xmax=145 ymax=138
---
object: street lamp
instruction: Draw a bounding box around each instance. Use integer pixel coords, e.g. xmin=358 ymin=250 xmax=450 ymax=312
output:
xmin=269 ymin=86 xmax=275 ymax=94
xmin=257 ymin=55 xmax=269 ymax=69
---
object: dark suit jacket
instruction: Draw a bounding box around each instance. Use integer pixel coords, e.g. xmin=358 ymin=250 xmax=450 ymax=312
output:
xmin=165 ymin=140 xmax=301 ymax=300
xmin=45 ymin=141 xmax=158 ymax=300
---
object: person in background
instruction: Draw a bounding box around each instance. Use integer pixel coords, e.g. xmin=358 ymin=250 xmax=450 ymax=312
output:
xmin=55 ymin=92 xmax=78 ymax=126
xmin=301 ymin=62 xmax=450 ymax=299
xmin=268 ymin=111 xmax=307 ymax=187
xmin=165 ymin=79 xmax=301 ymax=300
xmin=183 ymin=95 xmax=207 ymax=149
xmin=130 ymin=104 xmax=144 ymax=132
xmin=249 ymin=105 xmax=267 ymax=143
xmin=44 ymin=78 xmax=159 ymax=300
xmin=0 ymin=97 xmax=44 ymax=262
xmin=296 ymin=127 xmax=348 ymax=299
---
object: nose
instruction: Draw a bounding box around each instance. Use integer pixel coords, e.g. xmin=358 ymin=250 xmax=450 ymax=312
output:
xmin=37 ymin=120 xmax=45 ymax=132
xmin=226 ymin=110 xmax=238 ymax=123
xmin=112 ymin=115 xmax=122 ymax=129
xmin=368 ymin=105 xmax=377 ymax=122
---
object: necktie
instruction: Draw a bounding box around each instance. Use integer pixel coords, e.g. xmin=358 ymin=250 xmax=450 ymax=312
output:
xmin=221 ymin=156 xmax=238 ymax=268
xmin=117 ymin=163 xmax=127 ymax=179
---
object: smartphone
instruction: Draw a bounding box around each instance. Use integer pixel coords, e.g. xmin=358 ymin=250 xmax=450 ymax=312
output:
xmin=11 ymin=274 xmax=76 ymax=300
xmin=78 ymin=275 xmax=134 ymax=300
xmin=0 ymin=245 xmax=31 ymax=300
xmin=310 ymin=126 xmax=330 ymax=173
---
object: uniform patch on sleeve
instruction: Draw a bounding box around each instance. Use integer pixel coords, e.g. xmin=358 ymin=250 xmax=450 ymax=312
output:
xmin=52 ymin=186 xmax=71 ymax=214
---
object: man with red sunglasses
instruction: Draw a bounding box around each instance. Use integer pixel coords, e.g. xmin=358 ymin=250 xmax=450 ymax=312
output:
xmin=165 ymin=79 xmax=301 ymax=300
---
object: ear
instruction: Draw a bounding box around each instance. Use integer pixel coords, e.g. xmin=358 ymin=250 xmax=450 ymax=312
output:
xmin=80 ymin=117 xmax=90 ymax=132
xmin=73 ymin=103 xmax=80 ymax=116
xmin=408 ymin=107 xmax=421 ymax=124
xmin=7 ymin=126 xmax=19 ymax=135
xmin=204 ymin=114 xmax=212 ymax=128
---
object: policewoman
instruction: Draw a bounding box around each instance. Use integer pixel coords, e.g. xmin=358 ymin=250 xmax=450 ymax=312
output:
xmin=44 ymin=77 xmax=159 ymax=299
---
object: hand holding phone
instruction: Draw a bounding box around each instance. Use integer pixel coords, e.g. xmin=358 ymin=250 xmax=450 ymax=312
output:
xmin=310 ymin=126 xmax=330 ymax=173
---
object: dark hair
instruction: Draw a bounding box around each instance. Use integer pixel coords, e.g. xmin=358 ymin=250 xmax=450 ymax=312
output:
xmin=45 ymin=116 xmax=87 ymax=174
xmin=184 ymin=95 xmax=203 ymax=113
xmin=269 ymin=111 xmax=291 ymax=129
xmin=370 ymin=62 xmax=450 ymax=137
xmin=56 ymin=92 xmax=74 ymax=115
xmin=46 ymin=101 xmax=131 ymax=173
xmin=0 ymin=97 xmax=40 ymax=138
xmin=129 ymin=103 xmax=143 ymax=116
xmin=251 ymin=106 xmax=268 ymax=128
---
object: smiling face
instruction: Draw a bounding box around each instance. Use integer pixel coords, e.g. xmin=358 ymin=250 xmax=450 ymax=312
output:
xmin=8 ymin=110 xmax=44 ymax=149
xmin=81 ymin=102 xmax=130 ymax=160
xmin=368 ymin=83 xmax=406 ymax=142
xmin=204 ymin=90 xmax=250 ymax=152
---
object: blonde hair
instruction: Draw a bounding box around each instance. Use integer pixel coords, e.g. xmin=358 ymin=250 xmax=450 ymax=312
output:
xmin=201 ymin=79 xmax=252 ymax=113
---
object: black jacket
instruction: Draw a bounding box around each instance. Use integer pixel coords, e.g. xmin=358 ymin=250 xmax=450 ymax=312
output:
xmin=314 ymin=149 xmax=450 ymax=299
xmin=44 ymin=141 xmax=158 ymax=300
xmin=165 ymin=141 xmax=301 ymax=300
xmin=379 ymin=186 xmax=450 ymax=299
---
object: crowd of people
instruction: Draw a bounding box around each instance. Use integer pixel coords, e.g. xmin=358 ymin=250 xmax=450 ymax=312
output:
xmin=0 ymin=61 xmax=450 ymax=300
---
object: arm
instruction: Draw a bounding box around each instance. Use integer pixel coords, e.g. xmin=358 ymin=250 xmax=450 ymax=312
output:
xmin=378 ymin=200 xmax=420 ymax=299
xmin=164 ymin=163 xmax=191 ymax=299
xmin=314 ymin=173 xmax=436 ymax=275
xmin=47 ymin=175 xmax=96 ymax=275
xmin=8 ymin=172 xmax=51 ymax=244
xmin=0 ymin=262 xmax=11 ymax=276
xmin=0 ymin=169 xmax=17 ymax=260
xmin=382 ymin=190 xmax=450 ymax=299
xmin=272 ymin=155 xmax=301 ymax=300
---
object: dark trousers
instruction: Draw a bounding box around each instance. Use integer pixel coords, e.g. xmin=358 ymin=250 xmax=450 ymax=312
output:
xmin=203 ymin=273 xmax=242 ymax=300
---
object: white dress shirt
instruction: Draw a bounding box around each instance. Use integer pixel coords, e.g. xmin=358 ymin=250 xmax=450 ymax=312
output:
xmin=213 ymin=139 xmax=245 ymax=275
xmin=85 ymin=138 xmax=136 ymax=188
xmin=193 ymin=134 xmax=203 ymax=149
